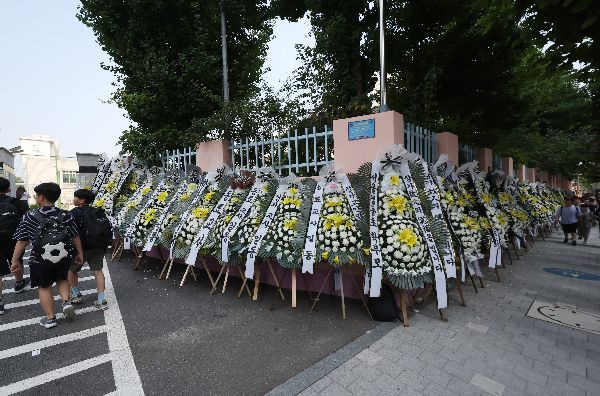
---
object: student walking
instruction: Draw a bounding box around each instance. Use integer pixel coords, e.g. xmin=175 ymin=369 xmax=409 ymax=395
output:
xmin=68 ymin=189 xmax=112 ymax=310
xmin=578 ymin=205 xmax=598 ymax=245
xmin=556 ymin=197 xmax=581 ymax=246
xmin=0 ymin=177 xmax=30 ymax=315
xmin=10 ymin=182 xmax=84 ymax=329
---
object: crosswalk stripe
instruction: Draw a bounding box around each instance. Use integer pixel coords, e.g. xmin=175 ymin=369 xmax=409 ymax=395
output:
xmin=2 ymin=266 xmax=91 ymax=281
xmin=0 ymin=307 xmax=99 ymax=332
xmin=4 ymin=289 xmax=97 ymax=310
xmin=2 ymin=276 xmax=96 ymax=295
xmin=0 ymin=353 xmax=112 ymax=395
xmin=0 ymin=325 xmax=107 ymax=360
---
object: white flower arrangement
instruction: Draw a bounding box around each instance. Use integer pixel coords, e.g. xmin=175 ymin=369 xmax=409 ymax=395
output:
xmin=440 ymin=185 xmax=483 ymax=261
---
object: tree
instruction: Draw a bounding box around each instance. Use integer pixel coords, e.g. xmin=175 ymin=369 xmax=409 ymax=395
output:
xmin=78 ymin=0 xmax=272 ymax=163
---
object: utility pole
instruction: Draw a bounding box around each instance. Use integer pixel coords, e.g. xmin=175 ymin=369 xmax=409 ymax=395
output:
xmin=379 ymin=0 xmax=389 ymax=112
xmin=220 ymin=1 xmax=230 ymax=102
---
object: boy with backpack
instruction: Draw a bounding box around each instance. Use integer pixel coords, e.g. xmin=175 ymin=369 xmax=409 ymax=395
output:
xmin=10 ymin=182 xmax=83 ymax=329
xmin=556 ymin=196 xmax=582 ymax=246
xmin=68 ymin=189 xmax=112 ymax=310
xmin=0 ymin=177 xmax=30 ymax=315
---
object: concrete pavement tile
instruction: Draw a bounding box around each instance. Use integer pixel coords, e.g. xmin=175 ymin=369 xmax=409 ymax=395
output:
xmin=524 ymin=381 xmax=546 ymax=396
xmin=419 ymin=363 xmax=452 ymax=387
xmin=355 ymin=349 xmax=383 ymax=366
xmin=445 ymin=376 xmax=482 ymax=395
xmin=551 ymin=355 xmax=588 ymax=377
xmin=519 ymin=346 xmax=553 ymax=363
xmin=512 ymin=363 xmax=548 ymax=387
xmin=502 ymin=350 xmax=534 ymax=368
xmin=320 ymin=381 xmax=352 ymax=396
xmin=527 ymin=333 xmax=556 ymax=347
xmin=418 ymin=350 xmax=449 ymax=369
xmin=422 ymin=381 xmax=456 ymax=396
xmin=490 ymin=367 xmax=527 ymax=392
xmin=376 ymin=373 xmax=407 ymax=394
xmin=466 ymin=322 xmax=490 ymax=334
xmin=545 ymin=377 xmax=586 ymax=396
xmin=586 ymin=362 xmax=600 ymax=381
xmin=469 ymin=372 xmax=506 ymax=396
xmin=566 ymin=372 xmax=600 ymax=395
xmin=539 ymin=343 xmax=570 ymax=360
xmin=326 ymin=367 xmax=357 ymax=389
xmin=340 ymin=356 xmax=361 ymax=371
xmin=299 ymin=389 xmax=320 ymax=396
xmin=346 ymin=378 xmax=382 ymax=396
xmin=351 ymin=361 xmax=382 ymax=382
xmin=441 ymin=359 xmax=477 ymax=382
xmin=309 ymin=376 xmax=333 ymax=393
xmin=531 ymin=360 xmax=567 ymax=382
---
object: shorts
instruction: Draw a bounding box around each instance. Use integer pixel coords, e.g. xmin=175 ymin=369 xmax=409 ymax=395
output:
xmin=0 ymin=239 xmax=22 ymax=277
xmin=36 ymin=260 xmax=69 ymax=288
xmin=69 ymin=248 xmax=105 ymax=273
xmin=561 ymin=222 xmax=578 ymax=233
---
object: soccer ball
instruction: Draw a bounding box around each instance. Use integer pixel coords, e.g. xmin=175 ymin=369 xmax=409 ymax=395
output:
xmin=41 ymin=242 xmax=69 ymax=264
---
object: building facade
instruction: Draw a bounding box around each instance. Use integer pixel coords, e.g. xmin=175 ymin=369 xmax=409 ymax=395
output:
xmin=15 ymin=135 xmax=80 ymax=209
xmin=0 ymin=147 xmax=16 ymax=196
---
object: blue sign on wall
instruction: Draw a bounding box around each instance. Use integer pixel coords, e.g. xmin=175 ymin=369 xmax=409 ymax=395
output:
xmin=544 ymin=268 xmax=600 ymax=281
xmin=348 ymin=119 xmax=375 ymax=141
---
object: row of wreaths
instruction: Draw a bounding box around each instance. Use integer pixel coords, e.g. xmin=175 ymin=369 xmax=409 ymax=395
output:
xmin=90 ymin=145 xmax=563 ymax=305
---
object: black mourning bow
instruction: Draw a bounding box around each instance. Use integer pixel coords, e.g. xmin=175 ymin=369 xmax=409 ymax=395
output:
xmin=214 ymin=166 xmax=226 ymax=181
xmin=380 ymin=153 xmax=402 ymax=170
xmin=257 ymin=170 xmax=274 ymax=182
xmin=325 ymin=171 xmax=337 ymax=183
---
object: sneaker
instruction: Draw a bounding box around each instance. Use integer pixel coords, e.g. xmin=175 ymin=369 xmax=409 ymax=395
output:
xmin=40 ymin=317 xmax=58 ymax=329
xmin=70 ymin=293 xmax=83 ymax=304
xmin=94 ymin=300 xmax=109 ymax=311
xmin=0 ymin=303 xmax=4 ymax=315
xmin=572 ymin=241 xmax=577 ymax=246
xmin=62 ymin=302 xmax=76 ymax=320
xmin=14 ymin=279 xmax=30 ymax=294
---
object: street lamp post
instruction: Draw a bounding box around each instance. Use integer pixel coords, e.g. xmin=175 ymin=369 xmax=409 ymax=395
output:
xmin=220 ymin=1 xmax=230 ymax=103
xmin=379 ymin=0 xmax=389 ymax=112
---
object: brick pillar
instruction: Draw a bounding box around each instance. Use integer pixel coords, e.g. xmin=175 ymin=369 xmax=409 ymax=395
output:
xmin=196 ymin=139 xmax=231 ymax=170
xmin=502 ymin=157 xmax=513 ymax=177
xmin=516 ymin=165 xmax=526 ymax=181
xmin=477 ymin=148 xmax=493 ymax=172
xmin=527 ymin=167 xmax=535 ymax=182
xmin=333 ymin=111 xmax=404 ymax=173
xmin=436 ymin=132 xmax=459 ymax=165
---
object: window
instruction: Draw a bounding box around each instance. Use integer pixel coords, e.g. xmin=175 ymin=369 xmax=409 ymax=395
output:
xmin=62 ymin=171 xmax=78 ymax=185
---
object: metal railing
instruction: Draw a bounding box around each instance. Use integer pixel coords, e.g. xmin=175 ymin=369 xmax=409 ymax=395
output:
xmin=403 ymin=123 xmax=438 ymax=164
xmin=458 ymin=143 xmax=477 ymax=165
xmin=229 ymin=126 xmax=334 ymax=176
xmin=493 ymin=154 xmax=502 ymax=171
xmin=159 ymin=147 xmax=196 ymax=171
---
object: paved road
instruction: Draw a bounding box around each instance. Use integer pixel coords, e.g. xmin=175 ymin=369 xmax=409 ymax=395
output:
xmin=292 ymin=228 xmax=600 ymax=396
xmin=0 ymin=248 xmax=376 ymax=395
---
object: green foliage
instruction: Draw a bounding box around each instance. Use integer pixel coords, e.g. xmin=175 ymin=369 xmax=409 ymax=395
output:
xmin=78 ymin=0 xmax=273 ymax=163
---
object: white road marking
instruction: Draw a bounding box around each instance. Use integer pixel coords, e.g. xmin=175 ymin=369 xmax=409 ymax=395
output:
xmin=103 ymin=257 xmax=145 ymax=395
xmin=4 ymin=289 xmax=97 ymax=310
xmin=2 ymin=276 xmax=95 ymax=295
xmin=0 ymin=306 xmax=99 ymax=332
xmin=32 ymin=349 xmax=40 ymax=356
xmin=0 ymin=325 xmax=107 ymax=360
xmin=0 ymin=354 xmax=112 ymax=395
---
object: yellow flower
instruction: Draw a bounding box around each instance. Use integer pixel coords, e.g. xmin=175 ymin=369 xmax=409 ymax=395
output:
xmin=387 ymin=195 xmax=408 ymax=213
xmin=225 ymin=215 xmax=232 ymax=223
xmin=92 ymin=198 xmax=105 ymax=208
xmin=333 ymin=256 xmax=340 ymax=264
xmin=231 ymin=197 xmax=241 ymax=204
xmin=192 ymin=207 xmax=209 ymax=219
xmin=283 ymin=218 xmax=298 ymax=230
xmin=444 ymin=192 xmax=454 ymax=203
xmin=142 ymin=186 xmax=151 ymax=195
xmin=498 ymin=192 xmax=512 ymax=204
xmin=325 ymin=197 xmax=343 ymax=208
xmin=187 ymin=183 xmax=198 ymax=192
xmin=179 ymin=193 xmax=191 ymax=202
xmin=481 ymin=193 xmax=491 ymax=204
xmin=363 ymin=248 xmax=371 ymax=256
xmin=157 ymin=191 xmax=169 ymax=203
xmin=390 ymin=175 xmax=401 ymax=186
xmin=457 ymin=197 xmax=468 ymax=207
xmin=322 ymin=251 xmax=329 ymax=259
xmin=105 ymin=181 xmax=116 ymax=192
xmin=463 ymin=217 xmax=480 ymax=230
xmin=129 ymin=182 xmax=138 ymax=191
xmin=324 ymin=213 xmax=351 ymax=230
xmin=462 ymin=192 xmax=474 ymax=204
xmin=203 ymin=191 xmax=216 ymax=202
xmin=127 ymin=201 xmax=137 ymax=209
xmin=83 ymin=185 xmax=92 ymax=190
xmin=480 ymin=217 xmax=491 ymax=229
xmin=283 ymin=196 xmax=301 ymax=207
xmin=397 ymin=228 xmax=419 ymax=248
xmin=288 ymin=187 xmax=298 ymax=195
xmin=144 ymin=208 xmax=157 ymax=224
xmin=498 ymin=214 xmax=508 ymax=226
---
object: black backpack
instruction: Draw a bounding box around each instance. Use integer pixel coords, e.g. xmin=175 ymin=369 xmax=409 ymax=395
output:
xmin=0 ymin=196 xmax=20 ymax=240
xmin=33 ymin=211 xmax=74 ymax=267
xmin=80 ymin=206 xmax=112 ymax=249
xmin=368 ymin=284 xmax=399 ymax=322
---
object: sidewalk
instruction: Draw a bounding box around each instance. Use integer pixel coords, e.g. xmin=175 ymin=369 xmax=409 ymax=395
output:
xmin=275 ymin=228 xmax=600 ymax=396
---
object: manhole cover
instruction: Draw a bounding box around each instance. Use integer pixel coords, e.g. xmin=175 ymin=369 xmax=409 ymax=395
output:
xmin=543 ymin=268 xmax=600 ymax=281
xmin=527 ymin=300 xmax=600 ymax=336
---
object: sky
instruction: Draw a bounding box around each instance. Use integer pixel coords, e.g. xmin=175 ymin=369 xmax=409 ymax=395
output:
xmin=0 ymin=1 xmax=312 ymax=157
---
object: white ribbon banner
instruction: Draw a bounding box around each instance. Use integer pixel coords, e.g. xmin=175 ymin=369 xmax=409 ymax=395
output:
xmin=416 ymin=158 xmax=457 ymax=279
xmin=368 ymin=161 xmax=384 ymax=297
xmin=400 ymin=161 xmax=448 ymax=309
xmin=221 ymin=184 xmax=263 ymax=263
xmin=185 ymin=188 xmax=235 ymax=266
xmin=302 ymin=181 xmax=325 ymax=274
xmin=123 ymin=179 xmax=168 ymax=243
xmin=245 ymin=184 xmax=288 ymax=279
xmin=469 ymin=170 xmax=502 ymax=268
xmin=91 ymin=156 xmax=111 ymax=193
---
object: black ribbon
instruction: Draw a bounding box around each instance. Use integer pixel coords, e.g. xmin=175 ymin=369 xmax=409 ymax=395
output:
xmin=325 ymin=171 xmax=336 ymax=183
xmin=215 ymin=166 xmax=226 ymax=181
xmin=380 ymin=153 xmax=402 ymax=170
xmin=256 ymin=170 xmax=274 ymax=182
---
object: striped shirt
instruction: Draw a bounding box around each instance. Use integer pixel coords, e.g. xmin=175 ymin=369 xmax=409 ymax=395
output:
xmin=13 ymin=206 xmax=79 ymax=264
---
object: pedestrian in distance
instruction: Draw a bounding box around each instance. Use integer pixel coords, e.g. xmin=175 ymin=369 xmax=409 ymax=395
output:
xmin=10 ymin=182 xmax=84 ymax=329
xmin=578 ymin=205 xmax=598 ymax=246
xmin=68 ymin=189 xmax=112 ymax=310
xmin=556 ymin=196 xmax=581 ymax=246
xmin=16 ymin=185 xmax=30 ymax=203
xmin=0 ymin=177 xmax=30 ymax=315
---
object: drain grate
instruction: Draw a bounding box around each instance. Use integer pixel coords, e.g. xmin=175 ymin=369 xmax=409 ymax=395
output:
xmin=527 ymin=300 xmax=600 ymax=336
